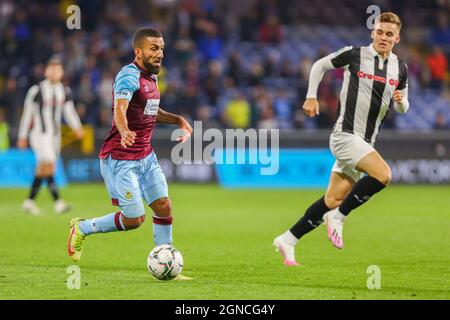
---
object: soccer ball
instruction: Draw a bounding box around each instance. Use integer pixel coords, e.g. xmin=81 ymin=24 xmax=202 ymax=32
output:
xmin=147 ymin=244 xmax=183 ymax=280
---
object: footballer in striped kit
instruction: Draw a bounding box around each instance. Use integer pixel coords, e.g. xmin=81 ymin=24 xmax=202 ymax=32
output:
xmin=274 ymin=12 xmax=409 ymax=266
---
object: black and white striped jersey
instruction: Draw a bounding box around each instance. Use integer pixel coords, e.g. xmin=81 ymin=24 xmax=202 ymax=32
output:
xmin=306 ymin=44 xmax=409 ymax=145
xmin=18 ymin=79 xmax=82 ymax=139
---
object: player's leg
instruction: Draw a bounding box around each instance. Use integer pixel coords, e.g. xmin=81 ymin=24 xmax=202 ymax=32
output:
xmin=41 ymin=138 xmax=71 ymax=213
xmin=45 ymin=163 xmax=71 ymax=214
xmin=32 ymin=163 xmax=46 ymax=198
xmin=324 ymin=172 xmax=355 ymax=209
xmin=141 ymin=155 xmax=190 ymax=279
xmin=44 ymin=162 xmax=58 ymax=199
xmin=338 ymin=150 xmax=391 ymax=216
xmin=290 ymin=171 xmax=354 ymax=240
xmin=141 ymin=153 xmax=172 ymax=246
xmin=77 ymin=157 xmax=146 ymax=235
xmin=150 ymin=197 xmax=172 ymax=246
xmin=322 ymin=160 xmax=362 ymax=249
xmin=68 ymin=157 xmax=145 ymax=262
xmin=23 ymin=162 xmax=45 ymax=213
xmin=325 ymin=149 xmax=390 ymax=249
xmin=22 ymin=134 xmax=49 ymax=214
xmin=273 ymin=169 xmax=354 ymax=265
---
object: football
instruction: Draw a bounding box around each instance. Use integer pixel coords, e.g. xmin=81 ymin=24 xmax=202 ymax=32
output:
xmin=147 ymin=244 xmax=183 ymax=280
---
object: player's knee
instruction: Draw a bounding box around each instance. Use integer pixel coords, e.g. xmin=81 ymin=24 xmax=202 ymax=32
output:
xmin=47 ymin=164 xmax=55 ymax=175
xmin=380 ymin=172 xmax=392 ymax=186
xmin=122 ymin=215 xmax=145 ymax=230
xmin=44 ymin=168 xmax=53 ymax=177
xmin=324 ymin=195 xmax=343 ymax=209
xmin=150 ymin=197 xmax=172 ymax=217
xmin=38 ymin=162 xmax=54 ymax=176
xmin=374 ymin=166 xmax=392 ymax=186
xmin=36 ymin=164 xmax=46 ymax=176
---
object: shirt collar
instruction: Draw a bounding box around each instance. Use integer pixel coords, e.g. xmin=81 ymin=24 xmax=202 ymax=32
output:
xmin=43 ymin=79 xmax=60 ymax=88
xmin=369 ymin=43 xmax=391 ymax=60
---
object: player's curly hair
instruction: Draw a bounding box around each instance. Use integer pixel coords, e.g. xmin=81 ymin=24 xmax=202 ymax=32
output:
xmin=133 ymin=28 xmax=162 ymax=48
xmin=377 ymin=12 xmax=402 ymax=30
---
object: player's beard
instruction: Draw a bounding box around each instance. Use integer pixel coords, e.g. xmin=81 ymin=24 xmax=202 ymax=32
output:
xmin=142 ymin=59 xmax=160 ymax=75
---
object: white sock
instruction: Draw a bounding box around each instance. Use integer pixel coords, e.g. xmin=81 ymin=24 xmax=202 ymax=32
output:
xmin=282 ymin=230 xmax=298 ymax=246
xmin=333 ymin=208 xmax=346 ymax=221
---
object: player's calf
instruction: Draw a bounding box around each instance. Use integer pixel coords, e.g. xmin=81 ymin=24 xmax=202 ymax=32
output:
xmin=338 ymin=175 xmax=387 ymax=217
xmin=150 ymin=197 xmax=173 ymax=246
xmin=77 ymin=211 xmax=128 ymax=235
xmin=334 ymin=151 xmax=392 ymax=218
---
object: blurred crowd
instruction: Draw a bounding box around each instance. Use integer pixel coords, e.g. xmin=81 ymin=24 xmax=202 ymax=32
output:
xmin=0 ymin=0 xmax=449 ymax=137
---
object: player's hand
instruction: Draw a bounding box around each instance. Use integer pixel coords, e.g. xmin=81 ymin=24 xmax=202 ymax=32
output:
xmin=120 ymin=130 xmax=136 ymax=148
xmin=74 ymin=129 xmax=84 ymax=140
xmin=302 ymin=98 xmax=320 ymax=117
xmin=17 ymin=138 xmax=28 ymax=149
xmin=393 ymin=90 xmax=403 ymax=104
xmin=177 ymin=117 xmax=192 ymax=142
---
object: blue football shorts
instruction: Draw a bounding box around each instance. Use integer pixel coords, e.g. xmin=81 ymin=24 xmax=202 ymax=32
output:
xmin=100 ymin=152 xmax=168 ymax=218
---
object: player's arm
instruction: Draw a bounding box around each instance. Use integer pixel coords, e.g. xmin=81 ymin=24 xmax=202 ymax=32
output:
xmin=17 ymin=85 xmax=39 ymax=149
xmin=157 ymin=108 xmax=192 ymax=142
xmin=113 ymin=65 xmax=141 ymax=148
xmin=304 ymin=46 xmax=353 ymax=117
xmin=62 ymin=87 xmax=84 ymax=139
xmin=393 ymin=64 xmax=409 ymax=114
xmin=114 ymin=98 xmax=136 ymax=148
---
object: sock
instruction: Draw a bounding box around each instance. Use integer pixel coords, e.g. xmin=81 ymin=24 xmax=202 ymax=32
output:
xmin=339 ymin=176 xmax=386 ymax=216
xmin=333 ymin=208 xmax=346 ymax=221
xmin=78 ymin=212 xmax=126 ymax=236
xmin=289 ymin=196 xmax=330 ymax=239
xmin=46 ymin=176 xmax=60 ymax=201
xmin=153 ymin=215 xmax=173 ymax=246
xmin=281 ymin=230 xmax=299 ymax=246
xmin=28 ymin=177 xmax=43 ymax=200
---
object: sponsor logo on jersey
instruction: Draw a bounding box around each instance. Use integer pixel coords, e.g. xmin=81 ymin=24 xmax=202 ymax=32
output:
xmin=357 ymin=71 xmax=399 ymax=87
xmin=144 ymin=99 xmax=160 ymax=116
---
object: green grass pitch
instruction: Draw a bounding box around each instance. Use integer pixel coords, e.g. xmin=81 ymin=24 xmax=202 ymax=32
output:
xmin=0 ymin=183 xmax=449 ymax=300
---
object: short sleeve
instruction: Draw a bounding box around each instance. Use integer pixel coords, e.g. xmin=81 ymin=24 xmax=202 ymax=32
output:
xmin=397 ymin=61 xmax=408 ymax=90
xmin=330 ymin=46 xmax=353 ymax=68
xmin=113 ymin=64 xmax=141 ymax=101
xmin=65 ymin=86 xmax=74 ymax=102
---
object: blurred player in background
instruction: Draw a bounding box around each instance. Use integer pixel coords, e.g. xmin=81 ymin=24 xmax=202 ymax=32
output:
xmin=67 ymin=28 xmax=192 ymax=262
xmin=17 ymin=58 xmax=84 ymax=215
xmin=274 ymin=12 xmax=409 ymax=265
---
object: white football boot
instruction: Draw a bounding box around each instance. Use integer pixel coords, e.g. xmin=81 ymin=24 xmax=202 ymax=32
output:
xmin=324 ymin=208 xmax=345 ymax=249
xmin=273 ymin=233 xmax=300 ymax=266
xmin=22 ymin=199 xmax=41 ymax=215
xmin=55 ymin=199 xmax=72 ymax=214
